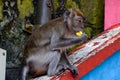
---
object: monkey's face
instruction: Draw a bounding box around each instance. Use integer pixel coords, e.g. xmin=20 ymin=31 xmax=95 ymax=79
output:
xmin=72 ymin=14 xmax=84 ymax=32
xmin=64 ymin=9 xmax=85 ymax=33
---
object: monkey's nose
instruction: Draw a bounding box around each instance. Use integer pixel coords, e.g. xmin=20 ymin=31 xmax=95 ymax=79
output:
xmin=80 ymin=26 xmax=84 ymax=29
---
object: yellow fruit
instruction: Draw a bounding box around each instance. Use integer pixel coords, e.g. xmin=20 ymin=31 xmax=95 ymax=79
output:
xmin=76 ymin=31 xmax=83 ymax=37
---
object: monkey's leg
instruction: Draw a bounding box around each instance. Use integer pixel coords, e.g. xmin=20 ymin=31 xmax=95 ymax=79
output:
xmin=60 ymin=51 xmax=78 ymax=77
xmin=47 ymin=51 xmax=61 ymax=76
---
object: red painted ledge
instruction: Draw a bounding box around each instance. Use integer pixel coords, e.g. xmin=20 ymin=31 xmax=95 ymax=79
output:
xmin=34 ymin=24 xmax=120 ymax=80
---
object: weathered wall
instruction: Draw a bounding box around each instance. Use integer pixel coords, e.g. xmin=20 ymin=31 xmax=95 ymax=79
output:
xmin=105 ymin=0 xmax=120 ymax=30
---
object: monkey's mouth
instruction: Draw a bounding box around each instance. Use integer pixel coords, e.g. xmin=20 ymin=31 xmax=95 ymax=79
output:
xmin=73 ymin=27 xmax=83 ymax=32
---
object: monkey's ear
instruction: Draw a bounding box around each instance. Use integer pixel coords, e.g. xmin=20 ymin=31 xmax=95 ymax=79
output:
xmin=63 ymin=10 xmax=71 ymax=23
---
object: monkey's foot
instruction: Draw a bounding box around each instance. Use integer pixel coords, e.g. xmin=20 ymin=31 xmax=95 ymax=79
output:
xmin=68 ymin=66 xmax=78 ymax=77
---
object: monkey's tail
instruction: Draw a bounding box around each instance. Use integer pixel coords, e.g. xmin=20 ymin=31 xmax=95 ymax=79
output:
xmin=19 ymin=62 xmax=29 ymax=80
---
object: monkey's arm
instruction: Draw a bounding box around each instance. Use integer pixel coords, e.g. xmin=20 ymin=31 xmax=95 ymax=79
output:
xmin=50 ymin=33 xmax=87 ymax=50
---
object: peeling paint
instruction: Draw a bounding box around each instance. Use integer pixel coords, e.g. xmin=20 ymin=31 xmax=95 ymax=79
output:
xmin=68 ymin=27 xmax=120 ymax=65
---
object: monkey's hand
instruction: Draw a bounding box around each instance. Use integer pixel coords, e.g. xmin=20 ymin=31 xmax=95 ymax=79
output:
xmin=50 ymin=33 xmax=88 ymax=51
xmin=79 ymin=33 xmax=88 ymax=42
xmin=69 ymin=66 xmax=78 ymax=77
xmin=72 ymin=33 xmax=88 ymax=43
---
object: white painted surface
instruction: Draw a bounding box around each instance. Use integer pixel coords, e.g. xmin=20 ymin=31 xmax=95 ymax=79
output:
xmin=69 ymin=26 xmax=120 ymax=65
xmin=0 ymin=48 xmax=6 ymax=80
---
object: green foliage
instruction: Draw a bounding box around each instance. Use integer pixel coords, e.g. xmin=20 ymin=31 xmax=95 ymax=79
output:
xmin=2 ymin=19 xmax=23 ymax=46
xmin=54 ymin=0 xmax=79 ymax=10
xmin=80 ymin=0 xmax=104 ymax=38
xmin=81 ymin=0 xmax=104 ymax=28
xmin=54 ymin=0 xmax=59 ymax=10
xmin=66 ymin=0 xmax=79 ymax=9
xmin=0 ymin=0 xmax=3 ymax=19
xmin=91 ymin=27 xmax=103 ymax=37
xmin=17 ymin=0 xmax=34 ymax=19
xmin=84 ymin=27 xmax=93 ymax=38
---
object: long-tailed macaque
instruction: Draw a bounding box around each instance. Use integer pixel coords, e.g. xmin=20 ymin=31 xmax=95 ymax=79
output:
xmin=21 ymin=9 xmax=88 ymax=80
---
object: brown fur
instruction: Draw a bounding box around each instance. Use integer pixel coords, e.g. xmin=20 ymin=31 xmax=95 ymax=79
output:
xmin=21 ymin=9 xmax=87 ymax=80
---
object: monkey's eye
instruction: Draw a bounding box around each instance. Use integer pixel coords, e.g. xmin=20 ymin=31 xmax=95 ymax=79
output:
xmin=76 ymin=19 xmax=82 ymax=23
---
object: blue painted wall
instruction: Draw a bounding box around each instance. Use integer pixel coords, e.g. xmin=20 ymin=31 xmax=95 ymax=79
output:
xmin=80 ymin=50 xmax=120 ymax=80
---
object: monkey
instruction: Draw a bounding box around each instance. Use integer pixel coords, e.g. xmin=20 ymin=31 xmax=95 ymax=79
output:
xmin=20 ymin=9 xmax=88 ymax=80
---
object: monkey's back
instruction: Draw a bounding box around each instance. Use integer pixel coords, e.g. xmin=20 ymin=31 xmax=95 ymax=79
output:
xmin=22 ymin=17 xmax=66 ymax=60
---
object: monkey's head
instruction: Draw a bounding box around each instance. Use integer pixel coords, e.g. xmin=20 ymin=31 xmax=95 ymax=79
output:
xmin=63 ymin=9 xmax=86 ymax=33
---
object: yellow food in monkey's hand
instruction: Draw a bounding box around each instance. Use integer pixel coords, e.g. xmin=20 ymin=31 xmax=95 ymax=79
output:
xmin=76 ymin=31 xmax=83 ymax=37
